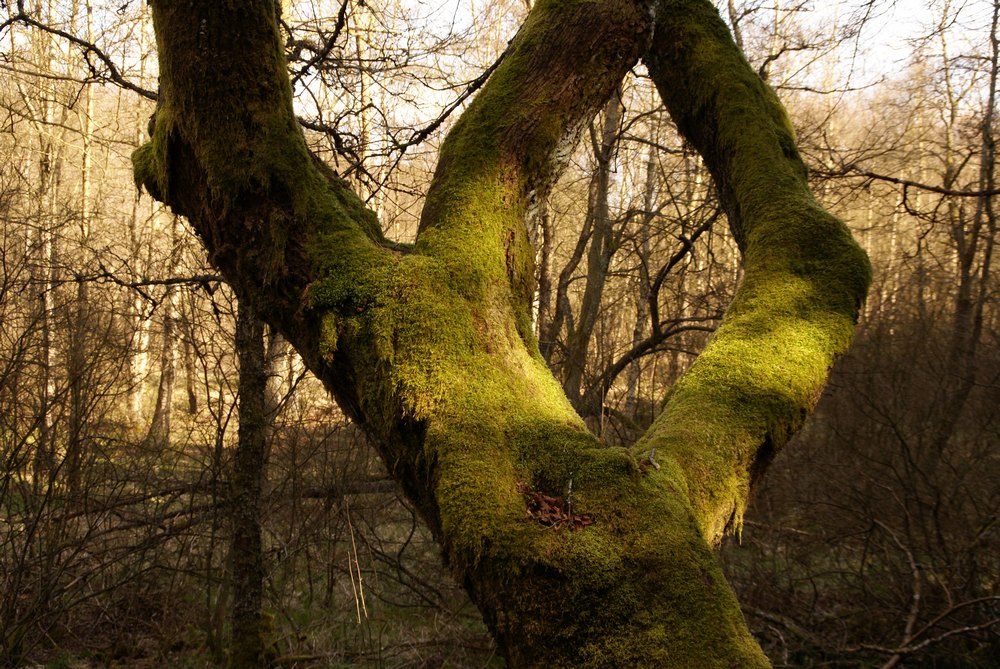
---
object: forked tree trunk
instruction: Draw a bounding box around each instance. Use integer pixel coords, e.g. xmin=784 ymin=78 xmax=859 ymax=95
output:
xmin=134 ymin=0 xmax=869 ymax=665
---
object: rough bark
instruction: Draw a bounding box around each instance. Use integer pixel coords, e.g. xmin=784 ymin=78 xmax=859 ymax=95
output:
xmin=133 ymin=0 xmax=869 ymax=666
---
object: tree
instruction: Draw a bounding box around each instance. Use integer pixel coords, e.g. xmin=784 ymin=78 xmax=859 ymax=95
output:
xmin=718 ymin=2 xmax=1000 ymax=663
xmin=131 ymin=0 xmax=870 ymax=665
xmin=228 ymin=301 xmax=272 ymax=669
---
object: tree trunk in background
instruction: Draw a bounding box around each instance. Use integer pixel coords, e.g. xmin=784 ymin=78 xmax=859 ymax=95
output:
xmin=126 ymin=8 xmax=155 ymax=427
xmin=126 ymin=196 xmax=151 ymax=426
xmin=955 ymin=0 xmax=999 ymax=374
xmin=134 ymin=0 xmax=869 ymax=665
xmin=65 ymin=0 xmax=96 ymax=495
xmin=29 ymin=167 xmax=57 ymax=486
xmin=13 ymin=0 xmax=67 ymax=486
xmin=532 ymin=204 xmax=554 ymax=343
xmin=727 ymin=0 xmax=744 ymax=51
xmin=65 ymin=277 xmax=88 ymax=496
xmin=930 ymin=0 xmax=998 ymax=456
xmin=562 ymin=91 xmax=623 ymax=415
xmin=624 ymin=153 xmax=657 ymax=416
xmin=146 ymin=215 xmax=181 ymax=450
xmin=182 ymin=313 xmax=199 ymax=414
xmin=146 ymin=301 xmax=174 ymax=449
xmin=228 ymin=301 xmax=270 ymax=669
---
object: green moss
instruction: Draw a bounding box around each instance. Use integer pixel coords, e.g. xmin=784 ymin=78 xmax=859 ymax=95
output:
xmin=130 ymin=142 xmax=161 ymax=200
xmin=639 ymin=0 xmax=872 ymax=545
xmin=293 ymin=0 xmax=777 ymax=657
xmin=317 ymin=313 xmax=338 ymax=362
xmin=468 ymin=439 xmax=771 ymax=667
xmin=138 ymin=0 xmax=788 ymax=664
xmin=415 ymin=0 xmax=650 ymax=347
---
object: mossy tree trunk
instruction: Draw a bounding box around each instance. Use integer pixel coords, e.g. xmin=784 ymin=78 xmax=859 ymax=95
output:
xmin=639 ymin=0 xmax=872 ymax=543
xmin=134 ymin=0 xmax=870 ymax=666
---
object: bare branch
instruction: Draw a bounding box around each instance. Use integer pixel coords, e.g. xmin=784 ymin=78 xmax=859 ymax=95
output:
xmin=820 ymin=163 xmax=1000 ymax=198
xmin=2 ymin=2 xmax=157 ymax=100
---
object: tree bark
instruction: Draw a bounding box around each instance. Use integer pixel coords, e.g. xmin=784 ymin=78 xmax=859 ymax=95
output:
xmin=66 ymin=0 xmax=95 ymax=496
xmin=134 ymin=0 xmax=869 ymax=665
xmin=228 ymin=301 xmax=270 ymax=669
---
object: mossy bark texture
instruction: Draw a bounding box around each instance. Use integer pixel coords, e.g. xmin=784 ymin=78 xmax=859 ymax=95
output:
xmin=135 ymin=0 xmax=868 ymax=666
xmin=640 ymin=0 xmax=872 ymax=544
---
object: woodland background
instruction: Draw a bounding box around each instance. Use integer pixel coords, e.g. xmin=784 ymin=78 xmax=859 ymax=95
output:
xmin=0 ymin=0 xmax=998 ymax=666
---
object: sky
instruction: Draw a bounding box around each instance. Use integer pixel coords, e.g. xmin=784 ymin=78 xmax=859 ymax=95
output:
xmin=810 ymin=0 xmax=994 ymax=80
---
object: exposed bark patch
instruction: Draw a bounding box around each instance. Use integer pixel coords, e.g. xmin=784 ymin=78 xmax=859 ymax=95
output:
xmin=516 ymin=480 xmax=594 ymax=530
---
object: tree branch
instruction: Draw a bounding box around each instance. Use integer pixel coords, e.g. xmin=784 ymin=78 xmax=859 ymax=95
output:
xmin=2 ymin=1 xmax=157 ymax=100
xmin=820 ymin=163 xmax=1000 ymax=197
xmin=640 ymin=0 xmax=871 ymax=543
